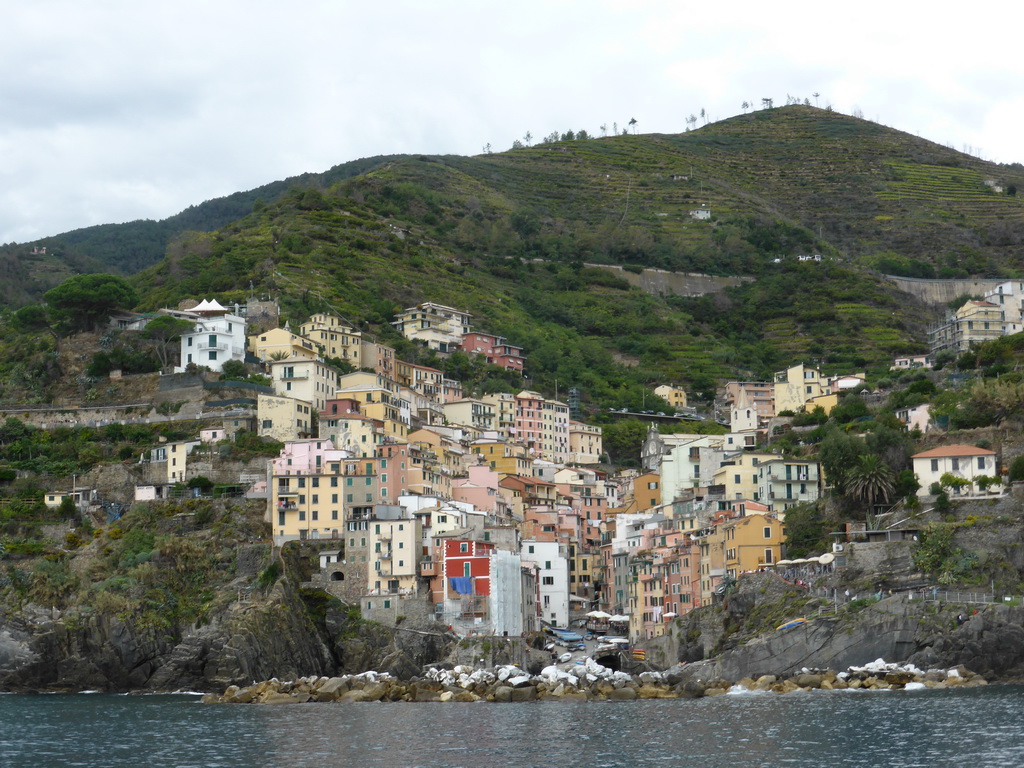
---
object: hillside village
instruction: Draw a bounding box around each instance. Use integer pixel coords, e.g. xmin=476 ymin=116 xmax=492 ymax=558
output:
xmin=6 ymin=282 xmax=1022 ymax=651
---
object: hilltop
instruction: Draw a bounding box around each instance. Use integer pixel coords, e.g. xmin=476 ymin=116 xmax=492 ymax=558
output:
xmin=4 ymin=105 xmax=1024 ymax=395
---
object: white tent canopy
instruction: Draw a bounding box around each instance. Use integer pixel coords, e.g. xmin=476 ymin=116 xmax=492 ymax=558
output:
xmin=586 ymin=610 xmax=612 ymax=619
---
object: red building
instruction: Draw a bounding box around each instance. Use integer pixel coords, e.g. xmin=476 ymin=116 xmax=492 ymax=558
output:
xmin=461 ymin=332 xmax=525 ymax=373
xmin=427 ymin=539 xmax=495 ymax=608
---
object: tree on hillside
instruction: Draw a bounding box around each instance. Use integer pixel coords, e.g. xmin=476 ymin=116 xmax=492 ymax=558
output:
xmin=602 ymin=419 xmax=648 ymax=465
xmin=44 ymin=274 xmax=138 ymax=333
xmin=629 ymin=117 xmax=637 ymax=134
xmin=846 ymin=454 xmax=895 ymax=511
xmin=144 ymin=315 xmax=194 ymax=370
xmin=818 ymin=429 xmax=867 ymax=494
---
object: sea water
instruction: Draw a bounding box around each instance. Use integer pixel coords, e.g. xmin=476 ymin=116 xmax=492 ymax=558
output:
xmin=1 ymin=685 xmax=1022 ymax=768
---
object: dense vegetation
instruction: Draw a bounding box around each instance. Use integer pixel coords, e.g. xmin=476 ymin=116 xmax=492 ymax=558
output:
xmin=6 ymin=105 xmax=1024 ymax=405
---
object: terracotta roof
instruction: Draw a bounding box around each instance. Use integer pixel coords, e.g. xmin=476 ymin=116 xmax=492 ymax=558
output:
xmin=912 ymin=444 xmax=996 ymax=458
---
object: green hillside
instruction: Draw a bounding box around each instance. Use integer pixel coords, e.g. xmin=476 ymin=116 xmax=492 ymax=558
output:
xmin=7 ymin=105 xmax=1024 ymax=405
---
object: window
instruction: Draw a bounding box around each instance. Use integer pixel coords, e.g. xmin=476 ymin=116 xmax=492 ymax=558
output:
xmin=542 ymin=576 xmax=554 ymax=585
xmin=278 ymin=511 xmax=285 ymax=526
xmin=311 ymin=510 xmax=318 ymax=521
xmin=463 ymin=563 xmax=471 ymax=578
xmin=951 ymin=458 xmax=960 ymax=471
xmin=311 ymin=494 xmax=318 ymax=504
xmin=460 ymin=542 xmax=469 ymax=552
xmin=209 ymin=351 xmax=218 ymax=361
xmin=931 ymin=459 xmax=939 ymax=472
xmin=763 ymin=526 xmax=772 ymax=539
xmin=978 ymin=456 xmax=986 ymax=470
xmin=331 ymin=510 xmax=338 ymax=520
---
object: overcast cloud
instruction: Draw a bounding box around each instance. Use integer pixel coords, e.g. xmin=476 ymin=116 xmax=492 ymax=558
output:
xmin=2 ymin=0 xmax=1020 ymax=244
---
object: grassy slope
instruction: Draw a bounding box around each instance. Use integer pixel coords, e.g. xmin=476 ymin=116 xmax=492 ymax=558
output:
xmin=9 ymin=106 xmax=1024 ymax=402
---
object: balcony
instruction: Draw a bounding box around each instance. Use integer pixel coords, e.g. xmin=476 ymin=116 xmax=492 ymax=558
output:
xmin=420 ymin=559 xmax=439 ymax=577
xmin=197 ymin=340 xmax=228 ymax=352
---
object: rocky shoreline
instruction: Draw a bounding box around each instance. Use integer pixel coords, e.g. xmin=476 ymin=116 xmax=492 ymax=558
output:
xmin=202 ymin=657 xmax=988 ymax=704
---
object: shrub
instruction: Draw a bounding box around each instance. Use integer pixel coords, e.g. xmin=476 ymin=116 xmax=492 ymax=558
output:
xmin=1009 ymin=455 xmax=1024 ymax=482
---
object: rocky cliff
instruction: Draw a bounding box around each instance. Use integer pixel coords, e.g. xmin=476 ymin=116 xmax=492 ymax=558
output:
xmin=647 ymin=574 xmax=1024 ymax=684
xmin=0 ymin=499 xmax=458 ymax=693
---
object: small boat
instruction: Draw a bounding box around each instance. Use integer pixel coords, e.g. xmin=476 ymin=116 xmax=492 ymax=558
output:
xmin=559 ymin=652 xmax=573 ymax=663
xmin=776 ymin=617 xmax=807 ymax=631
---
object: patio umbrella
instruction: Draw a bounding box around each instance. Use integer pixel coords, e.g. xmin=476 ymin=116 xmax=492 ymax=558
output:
xmin=586 ymin=610 xmax=612 ymax=619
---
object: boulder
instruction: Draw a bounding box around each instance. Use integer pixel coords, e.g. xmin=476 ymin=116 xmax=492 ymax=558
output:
xmin=263 ymin=692 xmax=303 ymax=704
xmin=510 ymin=685 xmax=537 ymax=702
xmin=607 ymin=687 xmax=638 ymax=701
xmin=793 ymin=673 xmax=822 ymax=689
xmin=492 ymin=685 xmax=514 ymax=703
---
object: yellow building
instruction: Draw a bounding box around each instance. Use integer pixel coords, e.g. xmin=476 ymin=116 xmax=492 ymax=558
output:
xmin=805 ymin=392 xmax=839 ymax=416
xmin=299 ymin=313 xmax=365 ymax=366
xmin=248 ymin=327 xmax=319 ymax=362
xmin=633 ymin=472 xmax=662 ymax=512
xmin=720 ymin=513 xmax=785 ymax=575
xmin=773 ymin=363 xmax=827 ymax=414
xmin=481 ymin=392 xmax=516 ymax=439
xmin=471 ymin=439 xmax=532 ymax=476
xmin=568 ymin=421 xmax=603 ymax=464
xmin=391 ymin=302 xmax=472 ymax=353
xmin=258 ymin=393 xmax=314 ymax=442
xmin=654 ymin=385 xmax=688 ymax=411
xmin=269 ymin=440 xmax=379 ymax=545
xmin=442 ymin=398 xmax=495 ymax=431
xmin=269 ymin=358 xmax=338 ymax=413
xmin=367 ymin=516 xmax=423 ymax=595
xmin=711 ymin=451 xmax=775 ymax=503
xmin=929 ymin=300 xmax=1006 ymax=354
xmin=696 ymin=512 xmax=784 ymax=604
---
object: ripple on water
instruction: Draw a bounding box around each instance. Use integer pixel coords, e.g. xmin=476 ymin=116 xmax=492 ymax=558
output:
xmin=0 ymin=686 xmax=1022 ymax=768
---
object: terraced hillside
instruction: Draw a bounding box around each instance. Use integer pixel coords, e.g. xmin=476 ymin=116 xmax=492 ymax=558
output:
xmin=6 ymin=105 xmax=1019 ymax=404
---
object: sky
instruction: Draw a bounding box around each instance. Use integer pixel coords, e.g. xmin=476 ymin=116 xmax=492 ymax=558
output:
xmin=3 ymin=0 xmax=1021 ymax=245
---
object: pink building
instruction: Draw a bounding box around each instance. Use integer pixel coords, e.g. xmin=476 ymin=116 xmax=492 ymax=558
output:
xmin=514 ymin=390 xmax=545 ymax=455
xmin=461 ymin=331 xmax=525 ymax=373
xmin=452 ymin=464 xmax=504 ymax=514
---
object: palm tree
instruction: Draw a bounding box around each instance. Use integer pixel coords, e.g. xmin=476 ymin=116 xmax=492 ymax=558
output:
xmin=846 ymin=454 xmax=895 ymax=510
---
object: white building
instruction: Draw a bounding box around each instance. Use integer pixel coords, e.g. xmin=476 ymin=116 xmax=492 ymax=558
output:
xmin=176 ymin=299 xmax=246 ymax=373
xmin=912 ymin=445 xmax=1001 ymax=498
xmin=521 ymin=539 xmax=569 ymax=628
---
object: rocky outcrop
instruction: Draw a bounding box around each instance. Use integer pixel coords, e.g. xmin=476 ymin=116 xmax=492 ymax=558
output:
xmin=656 ymin=592 xmax=1024 ymax=683
xmin=0 ymin=582 xmax=458 ymax=693
xmin=203 ymin=659 xmax=988 ymax=705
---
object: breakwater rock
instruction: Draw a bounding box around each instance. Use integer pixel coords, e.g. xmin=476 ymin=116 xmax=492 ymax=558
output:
xmin=203 ymin=658 xmax=987 ymax=704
